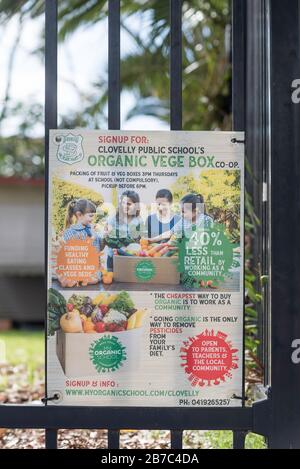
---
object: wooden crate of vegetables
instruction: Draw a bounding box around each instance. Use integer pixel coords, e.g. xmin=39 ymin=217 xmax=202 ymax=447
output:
xmin=48 ymin=289 xmax=146 ymax=376
xmin=112 ymin=238 xmax=180 ymax=285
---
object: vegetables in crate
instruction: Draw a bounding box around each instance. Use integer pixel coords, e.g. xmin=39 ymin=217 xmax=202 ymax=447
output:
xmin=59 ymin=291 xmax=146 ymax=334
xmin=60 ymin=309 xmax=83 ymax=333
xmin=48 ymin=288 xmax=67 ymax=336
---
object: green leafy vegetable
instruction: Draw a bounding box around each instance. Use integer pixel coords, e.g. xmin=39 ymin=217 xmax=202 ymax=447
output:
xmin=110 ymin=291 xmax=134 ymax=313
xmin=47 ymin=288 xmax=66 ymax=336
xmin=105 ymin=236 xmax=135 ymax=249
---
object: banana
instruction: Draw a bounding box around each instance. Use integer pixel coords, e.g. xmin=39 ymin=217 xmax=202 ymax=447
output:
xmin=127 ymin=313 xmax=137 ymax=330
xmin=135 ymin=308 xmax=148 ymax=328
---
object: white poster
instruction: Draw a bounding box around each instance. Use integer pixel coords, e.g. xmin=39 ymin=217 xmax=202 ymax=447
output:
xmin=47 ymin=130 xmax=244 ymax=407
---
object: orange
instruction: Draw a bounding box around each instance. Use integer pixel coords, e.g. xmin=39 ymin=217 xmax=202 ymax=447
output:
xmin=83 ymin=319 xmax=95 ymax=333
xmin=103 ymin=275 xmax=113 ymax=285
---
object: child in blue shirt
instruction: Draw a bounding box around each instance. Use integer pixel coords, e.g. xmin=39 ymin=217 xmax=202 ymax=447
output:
xmin=104 ymin=190 xmax=144 ymax=271
xmin=61 ymin=199 xmax=102 ymax=286
xmin=148 ymin=193 xmax=213 ymax=242
xmin=146 ymin=189 xmax=181 ymax=240
xmin=63 ymin=199 xmax=102 ymax=252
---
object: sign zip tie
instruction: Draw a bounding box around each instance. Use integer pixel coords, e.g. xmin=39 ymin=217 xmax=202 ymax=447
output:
xmin=231 ymin=138 xmax=245 ymax=144
xmin=232 ymin=394 xmax=249 ymax=401
xmin=41 ymin=393 xmax=60 ymax=404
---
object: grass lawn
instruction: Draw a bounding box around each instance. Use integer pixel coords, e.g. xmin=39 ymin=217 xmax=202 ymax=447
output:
xmin=0 ymin=330 xmax=266 ymax=449
xmin=0 ymin=330 xmax=44 ymax=382
xmin=0 ymin=330 xmax=44 ymax=401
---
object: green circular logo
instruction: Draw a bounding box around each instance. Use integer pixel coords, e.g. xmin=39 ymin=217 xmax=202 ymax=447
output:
xmin=135 ymin=260 xmax=156 ymax=281
xmin=89 ymin=335 xmax=126 ymax=373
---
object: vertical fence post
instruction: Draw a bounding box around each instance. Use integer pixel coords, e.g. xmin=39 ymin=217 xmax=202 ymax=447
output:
xmin=233 ymin=431 xmax=247 ymax=449
xmin=171 ymin=430 xmax=183 ymax=450
xmin=244 ymin=0 xmax=271 ymax=380
xmin=108 ymin=0 xmax=121 ymax=447
xmin=45 ymin=0 xmax=58 ymax=449
xmin=170 ymin=0 xmax=183 ymax=446
xmin=269 ymin=0 xmax=300 ymax=449
xmin=170 ymin=0 xmax=183 ymax=447
xmin=170 ymin=0 xmax=182 ymax=131
xmin=108 ymin=0 xmax=121 ymax=130
xmin=107 ymin=429 xmax=120 ymax=449
xmin=232 ymin=0 xmax=246 ymax=132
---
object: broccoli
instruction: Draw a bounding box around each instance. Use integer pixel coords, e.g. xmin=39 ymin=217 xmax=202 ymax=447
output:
xmin=110 ymin=291 xmax=134 ymax=312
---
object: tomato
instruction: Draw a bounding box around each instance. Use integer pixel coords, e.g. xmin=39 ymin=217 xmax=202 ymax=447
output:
xmin=106 ymin=323 xmax=117 ymax=332
xmin=95 ymin=322 xmax=106 ymax=333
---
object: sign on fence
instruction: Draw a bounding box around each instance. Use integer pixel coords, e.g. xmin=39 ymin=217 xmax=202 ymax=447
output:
xmin=47 ymin=130 xmax=244 ymax=407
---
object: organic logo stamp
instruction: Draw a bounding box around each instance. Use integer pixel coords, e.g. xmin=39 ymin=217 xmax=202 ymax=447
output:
xmin=89 ymin=335 xmax=127 ymax=373
xmin=135 ymin=260 xmax=156 ymax=281
xmin=55 ymin=133 xmax=84 ymax=165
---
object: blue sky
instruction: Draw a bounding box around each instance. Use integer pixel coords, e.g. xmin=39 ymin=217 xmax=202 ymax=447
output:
xmin=0 ymin=13 xmax=168 ymax=137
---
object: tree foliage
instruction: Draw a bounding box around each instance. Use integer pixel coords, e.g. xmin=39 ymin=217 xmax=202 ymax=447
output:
xmin=0 ymin=1 xmax=231 ymax=179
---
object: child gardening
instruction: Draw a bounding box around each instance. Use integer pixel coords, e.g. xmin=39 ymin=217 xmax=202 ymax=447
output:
xmin=104 ymin=190 xmax=144 ymax=271
xmin=147 ymin=193 xmax=213 ymax=243
xmin=146 ymin=189 xmax=181 ymax=240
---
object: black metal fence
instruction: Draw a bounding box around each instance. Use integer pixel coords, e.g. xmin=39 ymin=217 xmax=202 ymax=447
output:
xmin=1 ymin=0 xmax=300 ymax=450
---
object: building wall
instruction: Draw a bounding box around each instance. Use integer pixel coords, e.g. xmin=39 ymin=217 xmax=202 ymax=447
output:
xmin=0 ymin=181 xmax=44 ymax=321
xmin=0 ymin=183 xmax=44 ymax=275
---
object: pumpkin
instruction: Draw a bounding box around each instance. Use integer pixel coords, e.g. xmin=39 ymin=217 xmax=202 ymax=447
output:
xmin=60 ymin=310 xmax=83 ymax=333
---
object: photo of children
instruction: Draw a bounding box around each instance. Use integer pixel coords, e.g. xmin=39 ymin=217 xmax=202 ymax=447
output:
xmin=147 ymin=193 xmax=214 ymax=243
xmin=50 ymin=168 xmax=241 ymax=293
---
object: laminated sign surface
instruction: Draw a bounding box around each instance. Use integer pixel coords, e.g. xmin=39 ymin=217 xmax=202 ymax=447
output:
xmin=47 ymin=130 xmax=244 ymax=407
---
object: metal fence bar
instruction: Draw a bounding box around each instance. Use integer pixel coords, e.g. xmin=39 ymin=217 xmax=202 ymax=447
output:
xmin=269 ymin=0 xmax=300 ymax=449
xmin=231 ymin=0 xmax=247 ymax=407
xmin=45 ymin=0 xmax=58 ymax=133
xmin=45 ymin=429 xmax=58 ymax=449
xmin=232 ymin=0 xmax=246 ymax=131
xmin=44 ymin=0 xmax=57 ymax=423
xmin=170 ymin=0 xmax=182 ymax=130
xmin=170 ymin=430 xmax=183 ymax=449
xmin=108 ymin=430 xmax=120 ymax=449
xmin=233 ymin=431 xmax=247 ymax=449
xmin=0 ymin=405 xmax=253 ymax=431
xmin=0 ymin=0 xmax=278 ymax=451
xmin=245 ymin=0 xmax=270 ymax=375
xmin=107 ymin=0 xmax=121 ymax=448
xmin=108 ymin=0 xmax=121 ymax=130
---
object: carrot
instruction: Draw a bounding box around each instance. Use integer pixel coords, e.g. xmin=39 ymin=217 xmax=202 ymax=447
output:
xmin=154 ymin=243 xmax=169 ymax=253
xmin=147 ymin=245 xmax=163 ymax=256
xmin=159 ymin=246 xmax=169 ymax=256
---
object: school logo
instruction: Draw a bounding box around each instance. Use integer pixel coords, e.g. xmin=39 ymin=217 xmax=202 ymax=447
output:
xmin=89 ymin=336 xmax=127 ymax=373
xmin=55 ymin=133 xmax=84 ymax=165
